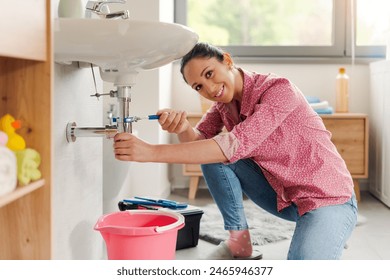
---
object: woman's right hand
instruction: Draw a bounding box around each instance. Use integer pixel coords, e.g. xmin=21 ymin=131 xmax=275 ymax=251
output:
xmin=156 ymin=109 xmax=191 ymax=135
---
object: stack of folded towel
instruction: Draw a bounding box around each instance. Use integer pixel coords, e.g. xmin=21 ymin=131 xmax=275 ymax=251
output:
xmin=305 ymin=96 xmax=333 ymax=114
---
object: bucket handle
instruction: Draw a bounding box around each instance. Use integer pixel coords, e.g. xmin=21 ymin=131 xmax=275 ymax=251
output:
xmin=155 ymin=211 xmax=185 ymax=233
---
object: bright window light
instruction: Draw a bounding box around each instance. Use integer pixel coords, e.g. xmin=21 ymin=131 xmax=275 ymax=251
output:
xmin=356 ymin=0 xmax=390 ymax=46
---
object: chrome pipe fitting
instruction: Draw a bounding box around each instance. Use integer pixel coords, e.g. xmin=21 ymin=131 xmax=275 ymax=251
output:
xmin=67 ymin=85 xmax=133 ymax=143
xmin=66 ymin=122 xmax=118 ymax=143
xmin=116 ymin=86 xmax=132 ymax=133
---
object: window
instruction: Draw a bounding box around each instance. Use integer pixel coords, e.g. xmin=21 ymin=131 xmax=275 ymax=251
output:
xmin=175 ymin=0 xmax=388 ymax=59
xmin=347 ymin=0 xmax=389 ymax=57
xmin=356 ymin=0 xmax=390 ymax=46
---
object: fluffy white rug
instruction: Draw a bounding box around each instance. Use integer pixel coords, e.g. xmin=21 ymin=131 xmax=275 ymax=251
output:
xmin=199 ymin=199 xmax=296 ymax=246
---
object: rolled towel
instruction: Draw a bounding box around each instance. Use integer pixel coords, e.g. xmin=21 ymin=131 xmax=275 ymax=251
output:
xmin=14 ymin=148 xmax=42 ymax=185
xmin=310 ymin=101 xmax=329 ymax=109
xmin=0 ymin=131 xmax=17 ymax=196
xmin=314 ymin=107 xmax=334 ymax=114
xmin=305 ymin=96 xmax=321 ymax=104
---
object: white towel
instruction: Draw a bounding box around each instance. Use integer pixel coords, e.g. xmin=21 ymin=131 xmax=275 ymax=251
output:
xmin=310 ymin=101 xmax=329 ymax=109
xmin=0 ymin=146 xmax=17 ymax=196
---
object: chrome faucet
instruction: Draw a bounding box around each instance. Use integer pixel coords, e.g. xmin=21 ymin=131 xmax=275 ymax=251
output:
xmin=85 ymin=0 xmax=130 ymax=19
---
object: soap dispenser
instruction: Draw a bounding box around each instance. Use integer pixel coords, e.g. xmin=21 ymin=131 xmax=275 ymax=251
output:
xmin=58 ymin=0 xmax=87 ymax=18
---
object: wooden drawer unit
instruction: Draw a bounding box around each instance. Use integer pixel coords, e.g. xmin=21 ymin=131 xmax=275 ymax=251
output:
xmin=321 ymin=115 xmax=368 ymax=177
xmin=183 ymin=113 xmax=368 ymax=200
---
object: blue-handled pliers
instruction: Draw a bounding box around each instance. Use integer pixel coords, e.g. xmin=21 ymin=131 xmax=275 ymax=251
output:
xmin=123 ymin=196 xmax=187 ymax=209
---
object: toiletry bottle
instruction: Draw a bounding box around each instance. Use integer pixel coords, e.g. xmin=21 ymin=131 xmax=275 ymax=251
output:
xmin=335 ymin=67 xmax=349 ymax=113
xmin=58 ymin=0 xmax=87 ymax=18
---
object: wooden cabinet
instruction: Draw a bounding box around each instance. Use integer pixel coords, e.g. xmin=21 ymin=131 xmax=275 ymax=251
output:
xmin=321 ymin=114 xmax=368 ymax=178
xmin=0 ymin=1 xmax=51 ymax=259
xmin=183 ymin=113 xmax=368 ymax=201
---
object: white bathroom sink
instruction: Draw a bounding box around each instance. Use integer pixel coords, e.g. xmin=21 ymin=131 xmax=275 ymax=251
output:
xmin=54 ymin=18 xmax=198 ymax=84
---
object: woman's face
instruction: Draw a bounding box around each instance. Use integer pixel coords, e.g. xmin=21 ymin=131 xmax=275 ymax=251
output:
xmin=183 ymin=56 xmax=240 ymax=103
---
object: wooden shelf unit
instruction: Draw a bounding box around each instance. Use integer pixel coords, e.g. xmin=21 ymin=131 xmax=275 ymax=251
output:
xmin=183 ymin=113 xmax=368 ymax=201
xmin=0 ymin=0 xmax=51 ymax=259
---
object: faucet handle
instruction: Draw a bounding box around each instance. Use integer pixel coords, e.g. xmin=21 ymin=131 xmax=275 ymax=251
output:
xmin=85 ymin=0 xmax=128 ymax=19
xmin=86 ymin=0 xmax=126 ymax=12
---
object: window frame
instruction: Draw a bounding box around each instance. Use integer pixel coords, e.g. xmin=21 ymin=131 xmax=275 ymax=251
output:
xmin=174 ymin=0 xmax=386 ymax=60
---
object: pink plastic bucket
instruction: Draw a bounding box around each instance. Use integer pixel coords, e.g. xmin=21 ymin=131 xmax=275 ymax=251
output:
xmin=94 ymin=210 xmax=185 ymax=260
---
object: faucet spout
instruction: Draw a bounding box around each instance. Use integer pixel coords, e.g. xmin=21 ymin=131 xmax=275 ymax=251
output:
xmin=105 ymin=10 xmax=129 ymax=19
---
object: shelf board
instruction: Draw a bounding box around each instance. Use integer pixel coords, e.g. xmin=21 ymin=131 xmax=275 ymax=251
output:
xmin=0 ymin=179 xmax=45 ymax=208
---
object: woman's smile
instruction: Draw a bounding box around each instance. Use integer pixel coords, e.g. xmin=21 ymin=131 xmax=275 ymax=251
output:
xmin=214 ymin=85 xmax=224 ymax=98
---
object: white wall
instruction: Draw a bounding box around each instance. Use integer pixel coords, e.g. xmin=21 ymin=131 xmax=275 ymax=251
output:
xmin=53 ymin=0 xmax=106 ymax=260
xmin=53 ymin=63 xmax=104 ymax=259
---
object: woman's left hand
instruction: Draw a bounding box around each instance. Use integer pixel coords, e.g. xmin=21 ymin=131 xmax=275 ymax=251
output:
xmin=113 ymin=133 xmax=154 ymax=162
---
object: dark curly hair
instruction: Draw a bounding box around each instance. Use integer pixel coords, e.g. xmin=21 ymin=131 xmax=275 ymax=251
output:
xmin=180 ymin=42 xmax=225 ymax=83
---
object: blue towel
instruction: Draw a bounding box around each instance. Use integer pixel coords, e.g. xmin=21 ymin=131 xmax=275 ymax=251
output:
xmin=315 ymin=107 xmax=333 ymax=114
xmin=305 ymin=96 xmax=321 ymax=104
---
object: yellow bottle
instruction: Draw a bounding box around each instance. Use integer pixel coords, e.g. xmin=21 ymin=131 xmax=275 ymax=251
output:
xmin=335 ymin=67 xmax=349 ymax=113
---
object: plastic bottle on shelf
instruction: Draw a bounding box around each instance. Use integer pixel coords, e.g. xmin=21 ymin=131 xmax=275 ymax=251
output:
xmin=335 ymin=67 xmax=349 ymax=113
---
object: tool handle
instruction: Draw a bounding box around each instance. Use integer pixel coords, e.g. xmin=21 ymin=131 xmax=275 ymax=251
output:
xmin=123 ymin=198 xmax=187 ymax=209
xmin=148 ymin=115 xmax=160 ymax=120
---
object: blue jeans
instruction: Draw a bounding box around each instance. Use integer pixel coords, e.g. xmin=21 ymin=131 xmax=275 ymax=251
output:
xmin=201 ymin=159 xmax=358 ymax=260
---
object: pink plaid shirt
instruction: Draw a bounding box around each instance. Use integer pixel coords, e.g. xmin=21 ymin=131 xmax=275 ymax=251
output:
xmin=196 ymin=69 xmax=353 ymax=216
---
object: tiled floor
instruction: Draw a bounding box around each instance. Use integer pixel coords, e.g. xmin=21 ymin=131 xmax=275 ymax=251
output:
xmin=170 ymin=189 xmax=390 ymax=260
